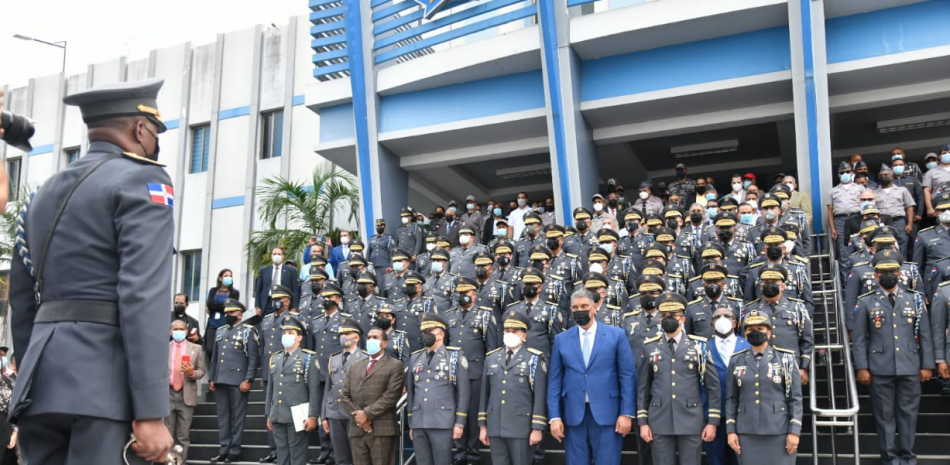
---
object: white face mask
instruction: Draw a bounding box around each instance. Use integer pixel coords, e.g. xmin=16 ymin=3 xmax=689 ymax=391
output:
xmin=747 ymin=200 xmax=758 ymax=210
xmin=518 ymin=198 xmax=527 ymax=207
xmin=593 ymin=203 xmax=604 ymax=212
xmin=401 ymin=217 xmax=409 ymax=224
xmin=341 ymin=236 xmax=350 ymax=245
xmin=459 ymin=234 xmax=471 ymax=245
xmin=785 ymin=183 xmax=795 ymax=192
xmin=784 ymin=240 xmax=795 ymax=254
xmin=426 ymin=243 xmax=436 ymax=251
xmin=503 ymin=332 xmax=523 ymax=349
xmin=639 ymin=191 xmax=649 ymax=200
xmin=714 ymin=316 xmax=733 ymax=336
xmin=732 ymin=183 xmax=742 ymax=192
xmin=588 ymin=263 xmax=605 ymax=274
xmin=272 ymin=254 xmax=283 ymax=265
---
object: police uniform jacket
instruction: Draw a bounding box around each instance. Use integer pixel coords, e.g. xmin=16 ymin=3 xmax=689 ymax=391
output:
xmin=382 ymin=271 xmax=408 ymax=301
xmin=308 ymin=310 xmax=351 ymax=382
xmin=396 ymin=223 xmax=425 ymax=257
xmin=477 ymin=274 xmax=512 ymax=334
xmin=686 ymin=275 xmax=743 ymax=301
xmin=210 ymin=323 xmax=262 ymax=386
xmin=478 ymin=347 xmax=548 ymax=438
xmin=261 ymin=310 xmax=302 ymax=380
xmin=744 ymin=258 xmax=815 ymax=315
xmin=416 ymin=250 xmax=433 ymax=277
xmin=265 ymin=348 xmax=322 ymax=423
xmin=323 ymin=349 xmax=368 ymax=420
xmin=743 ymin=295 xmax=813 ymax=369
xmin=425 ymin=271 xmax=458 ymax=313
xmin=445 ymin=306 xmax=499 ymax=379
xmin=450 ymin=244 xmax=489 ymax=280
xmin=515 ymin=236 xmax=546 ymax=269
xmin=392 ymin=296 xmax=437 ymax=351
xmin=853 ymin=288 xmax=935 ymax=375
xmin=618 ymin=233 xmax=649 ymax=270
xmin=780 ymin=208 xmax=811 ymax=256
xmin=663 ymin=255 xmax=694 ymax=295
xmin=406 ymin=345 xmax=471 ymax=429
xmin=685 ymin=296 xmax=744 ymax=339
xmin=354 ymin=294 xmax=388 ymax=334
xmin=716 ymin=239 xmax=757 ymax=277
xmin=298 ymin=285 xmax=325 ymax=320
xmin=725 ymin=346 xmax=803 ymax=436
xmin=367 ymin=233 xmax=395 ymax=269
xmin=929 ymin=282 xmax=950 ymax=364
xmin=845 ymin=261 xmax=918 ymax=329
xmin=632 ymin=197 xmax=664 ymax=216
xmin=637 ymin=333 xmax=721 ymax=435
xmin=509 ymin=300 xmax=563 ymax=356
xmin=385 ymin=329 xmax=412 ymax=366
xmin=595 ymin=301 xmax=624 ymax=328
xmin=622 ymin=308 xmax=662 ymax=370
xmin=913 ymin=225 xmax=950 ymax=283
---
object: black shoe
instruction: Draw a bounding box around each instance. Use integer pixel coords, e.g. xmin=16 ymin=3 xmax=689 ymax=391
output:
xmin=209 ymin=454 xmax=228 ymax=464
xmin=453 ymin=459 xmax=468 ymax=465
xmin=941 ymin=385 xmax=950 ymax=396
xmin=533 ymin=459 xmax=544 ymax=465
xmin=260 ymin=452 xmax=278 ymax=463
xmin=226 ymin=454 xmax=239 ymax=463
xmin=314 ymin=454 xmax=331 ymax=464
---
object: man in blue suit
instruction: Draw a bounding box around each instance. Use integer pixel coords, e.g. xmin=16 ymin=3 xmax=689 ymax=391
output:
xmin=548 ymin=287 xmax=637 ymax=465
xmin=254 ymin=247 xmax=300 ymax=316
xmin=704 ymin=307 xmax=750 ymax=465
xmin=329 ymin=230 xmax=353 ymax=275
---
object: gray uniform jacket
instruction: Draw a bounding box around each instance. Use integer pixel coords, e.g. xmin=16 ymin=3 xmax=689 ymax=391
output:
xmin=508 ymin=300 xmax=563 ymax=356
xmin=445 ymin=306 xmax=500 ymax=379
xmin=451 ymin=244 xmax=489 ymax=279
xmin=913 ymin=225 xmax=950 ymax=288
xmin=209 ymin=323 xmax=262 ymax=386
xmin=853 ymin=288 xmax=935 ymax=375
xmin=844 ymin=262 xmax=919 ymax=329
xmin=385 ymin=329 xmax=412 ymax=366
xmin=514 ymin=236 xmax=546 ymax=269
xmin=382 ymin=271 xmax=408 ymax=301
xmin=323 ymin=349 xmax=368 ymax=420
xmin=392 ymin=296 xmax=438 ymax=351
xmin=478 ymin=347 xmax=548 ymax=438
xmin=396 ymin=224 xmax=425 ymax=257
xmin=725 ymin=346 xmax=803 ymax=435
xmin=354 ymin=295 xmax=388 ymax=334
xmin=308 ymin=310 xmax=351 ymax=382
xmin=425 ymin=272 xmax=458 ymax=313
xmin=261 ymin=311 xmax=302 ymax=380
xmin=622 ymin=308 xmax=663 ymax=371
xmin=930 ymin=282 xmax=950 ymax=363
xmin=406 ymin=345 xmax=471 ymax=429
xmin=744 ymin=258 xmax=815 ymax=315
xmin=637 ymin=334 xmax=721 ymax=435
xmin=686 ymin=276 xmax=743 ymax=301
xmin=265 ymin=348 xmax=322 ymax=422
xmin=743 ymin=296 xmax=814 ymax=369
xmin=10 ymin=143 xmax=175 ymax=422
xmin=367 ymin=233 xmax=395 ymax=269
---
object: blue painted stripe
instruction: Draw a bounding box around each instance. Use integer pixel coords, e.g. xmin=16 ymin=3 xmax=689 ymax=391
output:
xmin=344 ymin=0 xmax=376 ymax=232
xmin=311 ymin=21 xmax=345 ymax=35
xmin=309 ymin=0 xmax=340 ymax=9
xmin=374 ymin=0 xmax=525 ymax=48
xmin=312 ymin=34 xmax=347 ymax=48
xmin=212 ymin=196 xmax=246 ymax=209
xmin=313 ymin=48 xmax=349 ymax=62
xmin=310 ymin=6 xmax=343 ymax=21
xmin=538 ymin=0 xmax=572 ymax=224
xmin=292 ymin=95 xmax=306 ymax=106
xmin=164 ymin=119 xmax=180 ymax=130
xmin=374 ymin=9 xmax=425 ymax=35
xmin=826 ymin=0 xmax=950 ymax=64
xmin=218 ymin=106 xmax=250 ymax=120
xmin=371 ymin=0 xmax=422 ymax=22
xmin=28 ymin=144 xmax=54 ymax=156
xmin=800 ymin=0 xmax=822 ymax=235
xmin=582 ymin=27 xmax=791 ymax=102
xmin=567 ymin=0 xmax=597 ymax=5
xmin=313 ymin=61 xmax=350 ymax=78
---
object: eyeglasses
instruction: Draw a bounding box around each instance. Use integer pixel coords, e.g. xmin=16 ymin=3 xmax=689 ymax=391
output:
xmin=712 ymin=314 xmax=735 ymax=320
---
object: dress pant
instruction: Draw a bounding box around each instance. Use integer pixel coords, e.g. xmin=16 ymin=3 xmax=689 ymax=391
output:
xmin=262 ymin=381 xmax=278 ymax=454
xmin=704 ymin=422 xmax=738 ymax=465
xmin=412 ymin=428 xmax=452 ymax=465
xmin=164 ymin=388 xmax=195 ymax=461
xmin=454 ymin=378 xmax=482 ymax=463
xmin=870 ymin=375 xmax=921 ymax=465
xmin=834 ymin=216 xmax=850 ymax=269
xmin=488 ymin=437 xmax=531 ymax=465
xmin=652 ymin=434 xmax=701 ymax=465
xmin=273 ymin=423 xmax=309 ymax=465
xmin=330 ymin=419 xmax=354 ymax=465
xmin=19 ymin=413 xmax=148 ymax=464
xmin=563 ymin=404 xmax=624 ymax=465
xmin=317 ymin=381 xmax=334 ymax=460
xmin=215 ymin=384 xmax=249 ymax=456
xmin=351 ymin=434 xmax=397 ymax=465
xmin=891 ymin=217 xmax=909 ymax=257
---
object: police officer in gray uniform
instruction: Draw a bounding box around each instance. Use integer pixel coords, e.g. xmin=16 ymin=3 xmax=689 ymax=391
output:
xmin=478 ymin=310 xmax=548 ymax=465
xmin=265 ymin=316 xmax=322 ymax=465
xmin=308 ymin=283 xmax=350 ymax=463
xmin=406 ymin=314 xmax=471 ymax=465
xmin=416 ymin=235 xmax=438 ymax=277
xmin=875 ymin=164 xmax=916 ymax=255
xmin=381 ymin=248 xmax=411 ymax=300
xmin=515 ymin=214 xmax=546 ymax=268
xmin=396 ymin=208 xmax=426 ymax=263
xmin=686 ymin=264 xmax=745 ymax=338
xmin=375 ymin=304 xmax=411 ymax=366
xmin=744 ymin=228 xmax=814 ymax=316
xmin=913 ymin=192 xmax=950 ymax=294
xmin=451 ymin=226 xmax=489 ymax=280
xmin=394 ymin=271 xmax=439 ymax=351
xmin=563 ymin=208 xmax=595 ymax=256
xmin=622 ymin=275 xmax=665 ymax=465
xmin=368 ymin=219 xmax=395 ymax=277
xmin=508 ymin=268 xmax=564 ymax=357
xmin=209 ymin=299 xmax=262 ymax=463
xmin=853 ymin=250 xmax=934 ymax=465
xmin=9 ymin=78 xmax=175 ymax=465
xmin=260 ymin=285 xmax=302 ymax=462
xmin=845 ymin=230 xmax=919 ymax=331
xmin=638 ymin=293 xmax=721 ymax=465
xmin=445 ymin=277 xmax=499 ymax=464
xmin=299 ymin=269 xmax=329 ymax=321
xmin=425 ymin=247 xmax=457 ymax=312
xmin=725 ymin=311 xmax=803 ymax=465
xmin=352 ymin=271 xmax=388 ymax=335
xmin=322 ymin=319 xmax=367 ymax=465
xmin=830 ymin=161 xmax=866 ymax=265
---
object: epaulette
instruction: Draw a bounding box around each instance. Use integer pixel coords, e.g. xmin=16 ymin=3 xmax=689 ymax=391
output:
xmin=242 ymin=323 xmax=255 ymax=328
xmin=788 ymin=297 xmax=804 ymax=302
xmin=794 ymin=255 xmax=808 ymax=262
xmin=727 ymin=275 xmax=739 ymax=279
xmin=302 ymin=348 xmax=316 ymax=354
xmin=412 ymin=348 xmax=426 ymax=355
xmin=644 ymin=335 xmax=662 ymax=344
xmin=853 ymin=261 xmax=869 ymax=267
xmin=544 ymin=301 xmax=558 ymax=306
xmin=446 ymin=346 xmax=461 ymax=351
xmin=732 ymin=349 xmax=748 ymax=357
xmin=549 ymin=274 xmax=564 ymax=280
xmin=857 ymin=290 xmax=874 ymax=299
xmin=329 ymin=350 xmax=343 ymax=358
xmin=269 ymin=352 xmax=281 ymax=364
xmin=749 ymin=262 xmax=765 ymax=269
xmin=607 ymin=304 xmax=621 ymax=310
xmin=688 ymin=298 xmax=702 ymax=305
xmin=630 ymin=292 xmax=642 ymax=298
xmin=478 ymin=306 xmax=493 ymax=311
xmin=907 ymin=289 xmax=923 ymax=295
xmin=939 ymin=280 xmax=950 ymax=288
xmin=688 ymin=276 xmax=701 ymax=283
xmin=937 ymin=256 xmax=950 ymax=263
xmin=375 ymin=295 xmax=387 ymax=301
xmin=508 ymin=301 xmax=522 ymax=307
xmin=688 ymin=334 xmax=707 ymax=342
xmin=747 ymin=298 xmax=760 ymax=305
xmin=346 ymin=298 xmax=359 ymax=303
xmin=121 ymin=151 xmax=166 ymax=166
xmin=919 ymin=226 xmax=934 ymax=232
xmin=527 ymin=347 xmax=543 ymax=356
xmin=486 ymin=347 xmax=503 ymax=356
xmin=774 ymin=347 xmax=795 ymax=354
xmin=361 ymin=350 xmax=370 ymax=355
xmin=393 ymin=298 xmax=406 ymax=302
xmin=565 ymin=253 xmax=578 ymax=258
xmin=623 ymin=310 xmax=641 ymax=318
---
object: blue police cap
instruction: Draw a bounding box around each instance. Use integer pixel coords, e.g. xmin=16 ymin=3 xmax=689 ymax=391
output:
xmin=63 ymin=78 xmax=167 ymax=133
xmin=838 ymin=161 xmax=852 ymax=172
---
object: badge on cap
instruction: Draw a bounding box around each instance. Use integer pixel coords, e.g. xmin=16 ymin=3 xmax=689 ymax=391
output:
xmin=148 ymin=183 xmax=174 ymax=207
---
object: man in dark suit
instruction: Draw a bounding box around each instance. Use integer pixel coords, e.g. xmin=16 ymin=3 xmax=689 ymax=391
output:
xmin=340 ymin=327 xmax=406 ymax=465
xmin=548 ymin=288 xmax=636 ymax=465
xmin=330 ymin=231 xmax=354 ymax=275
xmin=705 ymin=307 xmax=749 ymax=465
xmin=438 ymin=209 xmax=463 ymax=248
xmin=254 ymin=247 xmax=300 ymax=316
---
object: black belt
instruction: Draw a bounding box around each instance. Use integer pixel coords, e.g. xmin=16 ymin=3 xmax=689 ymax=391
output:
xmin=35 ymin=300 xmax=119 ymax=326
xmin=834 ymin=213 xmax=856 ymax=218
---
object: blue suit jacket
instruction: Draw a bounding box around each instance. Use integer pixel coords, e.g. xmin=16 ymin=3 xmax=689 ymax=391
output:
xmin=254 ymin=264 xmax=300 ymax=314
xmin=329 ymin=245 xmax=349 ymax=278
xmin=547 ymin=323 xmax=636 ymax=427
xmin=704 ymin=335 xmax=750 ymax=415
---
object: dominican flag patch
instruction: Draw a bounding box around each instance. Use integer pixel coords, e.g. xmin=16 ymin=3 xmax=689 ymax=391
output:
xmin=147 ymin=183 xmax=174 ymax=207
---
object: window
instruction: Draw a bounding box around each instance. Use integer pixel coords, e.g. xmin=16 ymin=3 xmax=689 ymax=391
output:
xmin=190 ymin=125 xmax=211 ymax=173
xmin=260 ymin=110 xmax=283 ymax=159
xmin=7 ymin=158 xmax=21 ymax=200
xmin=181 ymin=250 xmax=203 ymax=302
xmin=65 ymin=147 xmax=80 ymax=165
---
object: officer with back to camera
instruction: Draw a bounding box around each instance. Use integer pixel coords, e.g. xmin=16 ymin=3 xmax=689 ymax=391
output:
xmin=9 ymin=78 xmax=175 ymax=464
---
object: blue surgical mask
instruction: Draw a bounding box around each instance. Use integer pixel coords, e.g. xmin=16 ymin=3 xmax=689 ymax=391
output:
xmin=281 ymin=334 xmax=298 ymax=350
xmin=893 ymin=165 xmax=905 ymax=176
xmin=706 ymin=207 xmax=718 ymax=218
xmin=742 ymin=180 xmax=752 ymax=189
xmin=740 ymin=213 xmax=754 ymax=225
xmin=942 ymin=154 xmax=950 ymax=164
xmin=172 ymin=330 xmax=187 ymax=343
xmin=927 ymin=161 xmax=939 ymax=170
xmin=839 ymin=173 xmax=852 ymax=183
xmin=366 ymin=338 xmax=382 ymax=355
xmin=223 ymin=276 xmax=233 ymax=287
xmin=493 ymin=207 xmax=503 ymax=217
xmin=600 ymin=243 xmax=614 ymax=254
xmin=393 ymin=261 xmax=405 ymax=272
xmin=861 ymin=200 xmax=874 ymax=210
xmin=431 ymin=261 xmax=444 ymax=273
xmin=705 ymin=193 xmax=716 ymax=201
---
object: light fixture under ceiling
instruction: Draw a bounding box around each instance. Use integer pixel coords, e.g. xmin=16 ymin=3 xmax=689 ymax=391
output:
xmin=670 ymin=139 xmax=739 ymax=158
xmin=877 ymin=112 xmax=950 ymax=134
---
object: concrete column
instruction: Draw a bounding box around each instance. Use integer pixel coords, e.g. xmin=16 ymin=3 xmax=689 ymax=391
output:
xmin=240 ymin=26 xmax=266 ymax=298
xmin=169 ymin=43 xmax=195 ymax=314
xmin=198 ymin=34 xmax=226 ymax=307
xmin=50 ymin=71 xmax=67 ymax=173
xmin=789 ymin=0 xmax=833 ymax=235
xmin=538 ymin=0 xmax=599 ymax=225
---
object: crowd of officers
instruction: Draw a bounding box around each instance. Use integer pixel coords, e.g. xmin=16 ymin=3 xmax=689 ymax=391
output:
xmin=208 ymin=151 xmax=950 ymax=465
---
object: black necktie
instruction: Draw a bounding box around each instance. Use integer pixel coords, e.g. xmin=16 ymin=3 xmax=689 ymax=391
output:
xmin=506 ymin=350 xmax=513 ymax=366
xmin=427 ymin=350 xmax=434 ymax=365
xmin=668 ymin=338 xmax=676 ymax=353
xmin=646 ymin=314 xmax=654 ymax=327
xmin=342 ymin=351 xmax=350 ymax=366
xmin=888 ymin=293 xmax=896 ymax=308
xmin=526 ymin=302 xmax=533 ymax=315
xmin=754 ymin=352 xmax=763 ymax=366
xmin=768 ymin=302 xmax=777 ymax=313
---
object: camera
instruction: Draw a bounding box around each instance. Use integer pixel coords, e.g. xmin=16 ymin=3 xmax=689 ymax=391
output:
xmin=0 ymin=110 xmax=36 ymax=152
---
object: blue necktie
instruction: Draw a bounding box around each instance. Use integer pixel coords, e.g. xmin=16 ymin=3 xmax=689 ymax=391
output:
xmin=582 ymin=331 xmax=592 ymax=367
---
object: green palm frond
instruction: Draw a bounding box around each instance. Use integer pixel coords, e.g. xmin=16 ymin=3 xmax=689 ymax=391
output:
xmin=0 ymin=184 xmax=38 ymax=264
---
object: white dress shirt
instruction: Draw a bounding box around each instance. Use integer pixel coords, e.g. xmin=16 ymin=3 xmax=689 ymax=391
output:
xmin=508 ymin=206 xmax=530 ymax=240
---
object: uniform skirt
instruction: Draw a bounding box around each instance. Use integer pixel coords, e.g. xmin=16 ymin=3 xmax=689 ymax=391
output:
xmin=737 ymin=434 xmax=796 ymax=465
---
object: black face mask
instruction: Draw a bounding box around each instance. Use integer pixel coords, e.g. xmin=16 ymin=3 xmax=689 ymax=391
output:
xmin=546 ymin=238 xmax=561 ymax=251
xmin=608 ymin=199 xmax=618 ymax=208
xmin=746 ymin=330 xmax=768 ymax=346
xmin=376 ymin=317 xmax=392 ymax=331
xmin=434 ymin=212 xmax=444 ymax=219
xmin=174 ymin=304 xmax=186 ymax=315
xmin=766 ymin=246 xmax=784 ymax=261
xmin=648 ymin=226 xmax=658 ymax=235
xmin=666 ymin=219 xmax=679 ymax=229
xmin=640 ymin=295 xmax=657 ymax=311
xmin=878 ymin=175 xmax=892 ymax=185
xmin=879 ymin=273 xmax=900 ymax=290
xmin=357 ymin=283 xmax=372 ymax=298
xmin=350 ymin=269 xmax=360 ymax=279
xmin=718 ymin=229 xmax=734 ymax=242
xmin=323 ymin=299 xmax=338 ymax=311
xmin=576 ymin=220 xmax=588 ymax=231
xmin=497 ymin=256 xmax=511 ymax=267
xmin=696 ymin=186 xmax=707 ymax=195
xmin=523 ymin=285 xmax=539 ymax=299
xmin=475 ymin=267 xmax=489 ymax=279
xmin=422 ymin=332 xmax=437 ymax=348
xmin=311 ymin=282 xmax=323 ymax=293
xmin=546 ymin=204 xmax=555 ymax=213
xmin=273 ymin=301 xmax=285 ymax=311
xmin=626 ymin=221 xmax=639 ymax=232
xmin=458 ymin=294 xmax=473 ymax=307
xmin=690 ymin=212 xmax=703 ymax=224
xmin=225 ymin=314 xmax=240 ymax=326
xmin=704 ymin=283 xmax=722 ymax=299
xmin=138 ymin=125 xmax=160 ymax=161
xmin=661 ymin=316 xmax=680 ymax=334
xmin=375 ymin=227 xmax=385 ymax=234
xmin=445 ymin=215 xmax=455 ymax=222
xmin=531 ymin=260 xmax=546 ymax=271
xmin=404 ymin=285 xmax=419 ymax=297
xmin=762 ymin=283 xmax=781 ymax=298
xmin=572 ymin=310 xmax=592 ymax=327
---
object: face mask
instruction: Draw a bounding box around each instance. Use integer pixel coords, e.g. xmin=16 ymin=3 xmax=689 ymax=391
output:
xmin=526 ymin=226 xmax=538 ymax=238
xmin=576 ymin=220 xmax=588 ymax=231
xmin=762 ymin=282 xmax=781 ymax=298
xmin=639 ymin=191 xmax=649 ymax=200
xmin=696 ymin=186 xmax=706 ymax=195
xmin=445 ymin=215 xmax=455 ymax=222
xmin=274 ymin=300 xmax=285 ymax=311
xmin=467 ymin=203 xmax=475 ymax=211
xmin=705 ymin=283 xmax=722 ymax=298
xmin=357 ymin=284 xmax=371 ymax=298
xmin=523 ymin=285 xmax=539 ymax=299
xmin=747 ymin=200 xmax=758 ymax=210
xmin=272 ymin=254 xmax=283 ymax=265
xmin=426 ymin=243 xmax=436 ymax=252
xmin=174 ymin=304 xmax=186 ymax=315
xmin=311 ymin=282 xmax=323 ymax=293
xmin=376 ymin=317 xmax=392 ymax=330
xmin=281 ymin=334 xmax=298 ymax=350
xmin=401 ymin=217 xmax=410 ymax=225
xmin=740 ymin=213 xmax=754 ymax=225
xmin=927 ymin=161 xmax=938 ymax=170
xmin=518 ymin=198 xmax=527 ymax=207
xmin=893 ymin=166 xmax=905 ymax=176
xmin=879 ymin=273 xmax=899 ymax=290
xmin=475 ymin=267 xmax=489 ymax=279
xmin=706 ymin=208 xmax=718 ymax=218
xmin=763 ymin=210 xmax=778 ymax=222
xmin=714 ymin=316 xmax=734 ymax=337
xmin=608 ymin=199 xmax=618 ymax=208
xmin=718 ymin=229 xmax=733 ymax=242
xmin=626 ymin=221 xmax=640 ymax=231
xmin=705 ymin=193 xmax=717 ymax=201
xmin=746 ymin=330 xmax=768 ymax=346
xmin=422 ymin=332 xmax=437 ymax=348
xmin=766 ymin=246 xmax=784 ymax=261
xmin=546 ymin=238 xmax=561 ymax=250
xmin=839 ymin=173 xmax=852 ymax=183
xmin=503 ymin=332 xmax=523 ymax=349
xmin=572 ymin=310 xmax=592 ymax=327
xmin=861 ymin=200 xmax=874 ymax=211
xmin=493 ymin=207 xmax=503 ymax=217
xmin=432 ymin=261 xmax=444 ymax=273
xmin=600 ymin=243 xmax=614 ymax=254
xmin=879 ymin=175 xmax=892 ymax=185
xmin=497 ymin=256 xmax=511 ymax=267
xmin=593 ymin=203 xmax=604 ymax=212
xmin=732 ymin=182 xmax=742 ymax=192
xmin=459 ymin=235 xmax=471 ymax=245
xmin=223 ymin=276 xmax=233 ymax=287
xmin=396 ymin=260 xmax=410 ymax=272
xmin=323 ymin=299 xmax=338 ymax=311
xmin=359 ymin=338 xmax=380 ymax=356
xmin=942 ymin=154 xmax=950 ymax=164
xmin=784 ymin=240 xmax=796 ymax=254
xmin=340 ymin=336 xmax=356 ymax=349
xmin=172 ymin=330 xmax=187 ymax=342
xmin=666 ymin=219 xmax=679 ymax=229
xmin=138 ymin=125 xmax=160 ymax=160
xmin=677 ymin=171 xmax=687 ymax=179
xmin=341 ymin=236 xmax=350 ymax=245
xmin=661 ymin=316 xmax=680 ymax=334
xmin=940 ymin=211 xmax=950 ymax=224
xmin=743 ymin=180 xmax=753 ymax=189
xmin=689 ymin=212 xmax=703 ymax=224
xmin=226 ymin=314 xmax=240 ymax=326
xmin=640 ymin=295 xmax=657 ymax=311
xmin=531 ymin=260 xmax=546 ymax=271
xmin=546 ymin=204 xmax=555 ymax=213
xmin=458 ymin=294 xmax=473 ymax=306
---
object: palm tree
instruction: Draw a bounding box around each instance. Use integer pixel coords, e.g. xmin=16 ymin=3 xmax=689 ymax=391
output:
xmin=0 ymin=185 xmax=36 ymax=344
xmin=246 ymin=164 xmax=360 ymax=273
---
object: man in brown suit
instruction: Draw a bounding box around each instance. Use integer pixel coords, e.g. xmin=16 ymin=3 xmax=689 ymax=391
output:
xmin=340 ymin=327 xmax=406 ymax=465
xmin=166 ymin=319 xmax=207 ymax=463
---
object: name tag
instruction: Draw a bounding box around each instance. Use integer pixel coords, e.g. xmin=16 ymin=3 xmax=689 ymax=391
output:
xmin=215 ymin=312 xmax=221 ymax=320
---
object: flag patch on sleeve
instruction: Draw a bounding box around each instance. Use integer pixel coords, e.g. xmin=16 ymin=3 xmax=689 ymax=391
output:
xmin=147 ymin=183 xmax=174 ymax=207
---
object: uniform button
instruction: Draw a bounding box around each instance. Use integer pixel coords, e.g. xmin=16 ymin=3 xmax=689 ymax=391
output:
xmin=279 ymin=400 xmax=282 ymax=404
xmin=755 ymin=382 xmax=759 ymax=387
xmin=280 ymin=383 xmax=283 ymax=386
xmin=424 ymin=398 xmax=428 ymax=402
xmin=671 ymin=382 xmax=676 ymax=387
xmin=755 ymin=391 xmax=759 ymax=395
xmin=502 ymin=390 xmax=506 ymax=394
xmin=671 ymin=371 xmax=676 ymax=375
xmin=671 ymin=359 xmax=676 ymax=363
xmin=220 ymin=359 xmax=224 ymax=363
xmin=896 ymin=348 xmax=900 ymax=351
xmin=755 ymin=374 xmax=759 ymax=378
xmin=425 ymin=388 xmax=428 ymax=392
xmin=755 ymin=400 xmax=760 ymax=404
xmin=895 ymin=336 xmax=899 ymax=340
xmin=502 ymin=380 xmax=506 ymax=384
xmin=501 ymin=400 xmax=506 ymax=404
xmin=671 ymin=394 xmax=676 ymax=399
xmin=893 ymin=324 xmax=898 ymax=328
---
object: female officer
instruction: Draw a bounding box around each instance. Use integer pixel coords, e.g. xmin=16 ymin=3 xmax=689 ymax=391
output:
xmin=725 ymin=310 xmax=802 ymax=464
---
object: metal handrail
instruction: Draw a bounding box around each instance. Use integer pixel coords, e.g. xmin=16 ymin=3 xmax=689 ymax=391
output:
xmin=396 ymin=392 xmax=415 ymax=465
xmin=808 ymin=231 xmax=861 ymax=465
